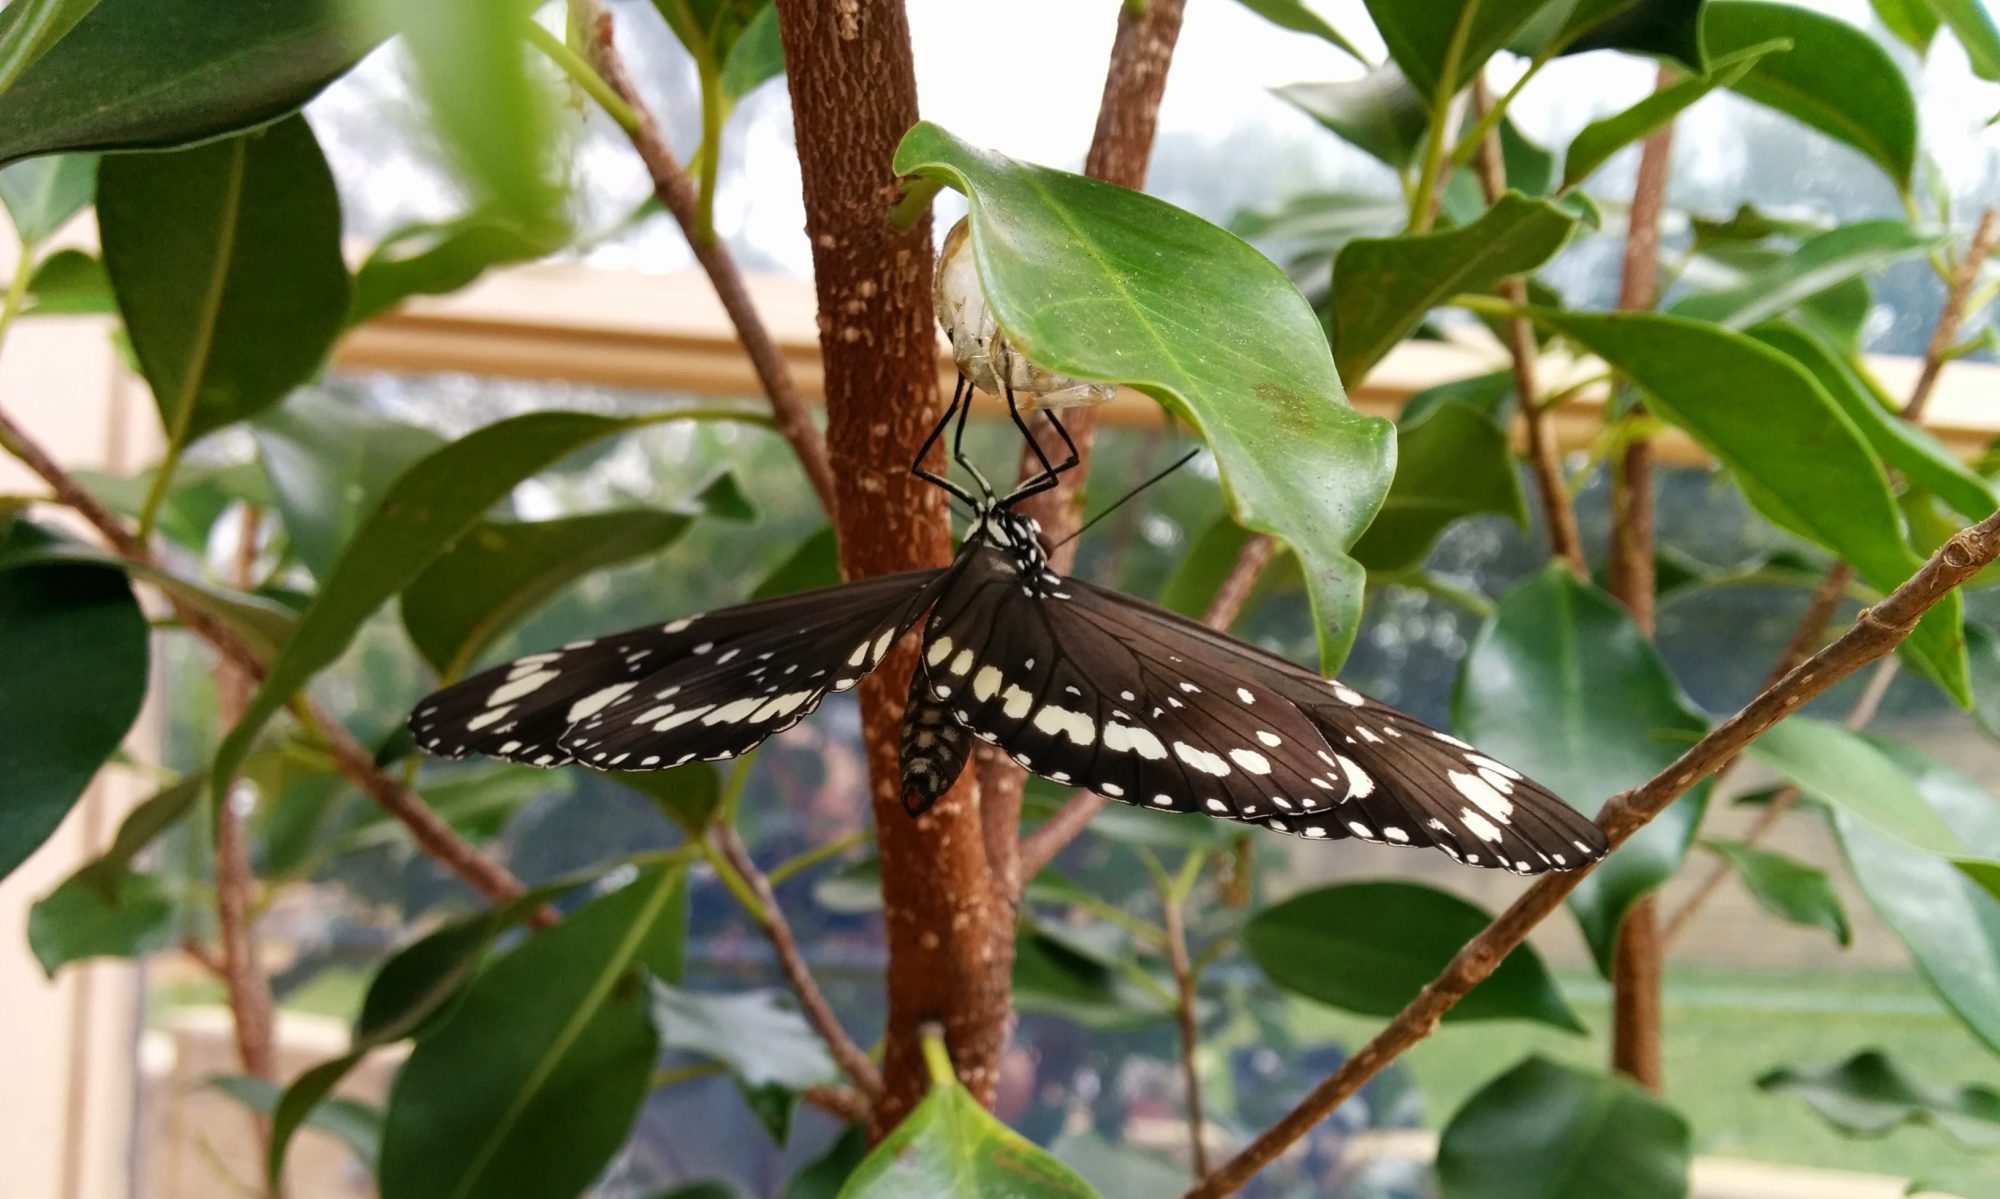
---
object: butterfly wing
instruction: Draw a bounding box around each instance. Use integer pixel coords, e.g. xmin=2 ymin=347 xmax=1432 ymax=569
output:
xmin=411 ymin=568 xmax=952 ymax=770
xmin=920 ymin=548 xmax=1605 ymax=874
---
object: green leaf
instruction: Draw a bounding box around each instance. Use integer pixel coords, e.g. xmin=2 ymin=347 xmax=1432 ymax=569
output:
xmin=1704 ymin=0 xmax=1918 ymax=190
xmin=1276 ymin=65 xmax=1429 ymax=171
xmin=1531 ymin=310 xmax=1969 ymax=706
xmin=1014 ymin=918 xmax=1176 ymax=1031
xmin=20 ymin=246 xmax=111 ymax=315
xmin=784 ymin=1125 xmax=868 ymax=1199
xmin=1870 ymin=0 xmax=1940 ymax=53
xmin=214 ymin=1075 xmax=381 ymax=1171
xmin=360 ymin=0 xmax=562 ymax=237
xmin=1436 ymin=1055 xmax=1692 ymax=1199
xmin=1050 ymin=1134 xmax=1190 ymax=1199
xmin=647 ymin=982 xmax=839 ymax=1102
xmin=0 ymin=0 xmax=379 ymax=166
xmin=1230 ymin=190 xmax=1406 ymax=263
xmin=0 ymin=0 xmax=102 ymax=97
xmin=1352 ymin=400 xmax=1526 ymax=573
xmin=718 ymin=3 xmax=784 ymax=100
xmin=1933 ymin=0 xmax=2000 ymax=80
xmin=74 ymin=457 xmax=271 ymax=549
xmin=1332 ymin=192 xmax=1579 ymax=382
xmin=253 ymin=391 xmax=448 ymax=581
xmin=1746 ymin=718 xmax=1963 ymax=855
xmin=1669 ymin=219 xmax=1938 ymax=329
xmin=350 ymin=212 xmax=560 ymax=326
xmin=1498 ymin=117 xmax=1557 ymax=196
xmin=894 ymin=121 xmax=1394 ymax=673
xmin=0 ymin=524 xmax=148 ymax=882
xmin=268 ymin=871 xmax=604 ymax=1187
xmin=1400 ymin=369 xmax=1515 ymax=424
xmin=1758 ymin=1050 xmax=2000 ymax=1149
xmin=339 ymin=765 xmax=565 ymax=853
xmin=1969 ymin=623 xmax=2000 ymax=741
xmin=379 ymin=867 xmax=688 ymax=1199
xmin=1513 ymin=0 xmax=1708 ymax=69
xmin=1362 ymin=0 xmax=1563 ymax=101
xmin=1245 ymin=881 xmax=1584 ymax=1031
xmin=611 ymin=762 xmax=723 ymax=834
xmin=100 ymin=115 xmax=350 ymax=446
xmin=0 ymin=152 xmax=93 ymax=243
xmin=70 ymin=774 xmax=206 ymax=899
xmin=1561 ymin=39 xmax=1785 ymax=190
xmin=1700 ymin=838 xmax=1850 ymax=945
xmin=837 ymin=1032 xmax=1100 ymax=1199
xmin=215 ymin=408 xmax=716 ymax=810
xmin=1688 ymin=202 xmax=1826 ymax=249
xmin=1455 ymin=567 xmax=1707 ymax=974
xmin=750 ymin=526 xmax=840 ymax=600
xmin=1833 ymin=738 xmax=2000 ymax=1053
xmin=401 ymin=508 xmax=696 ymax=680
xmin=27 ymin=869 xmax=174 ymax=975
xmin=1157 ymin=515 xmax=1256 ymax=620
xmin=1749 ymin=322 xmax=1996 ymax=523
xmin=1231 ymin=0 xmax=1367 ymax=60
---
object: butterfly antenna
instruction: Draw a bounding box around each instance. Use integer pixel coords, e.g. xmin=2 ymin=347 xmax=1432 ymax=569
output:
xmin=1052 ymin=445 xmax=1203 ymax=551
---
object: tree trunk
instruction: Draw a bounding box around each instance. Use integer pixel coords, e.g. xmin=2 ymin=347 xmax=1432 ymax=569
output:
xmin=773 ymin=0 xmax=1016 ymax=1129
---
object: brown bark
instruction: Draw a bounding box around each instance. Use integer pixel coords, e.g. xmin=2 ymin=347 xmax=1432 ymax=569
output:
xmin=1603 ymin=66 xmax=1677 ymax=1093
xmin=1186 ymin=505 xmax=2000 ymax=1197
xmin=981 ymin=0 xmax=1189 ymax=900
xmin=772 ymin=0 xmax=1012 ymax=1129
xmin=215 ymin=506 xmax=278 ymax=1083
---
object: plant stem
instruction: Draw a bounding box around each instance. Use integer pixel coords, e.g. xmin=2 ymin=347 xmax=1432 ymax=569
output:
xmin=1160 ymin=872 xmax=1210 ymax=1176
xmin=1407 ymin=0 xmax=1481 ymax=234
xmin=523 ymin=17 xmax=638 ymax=133
xmin=1185 ymin=503 xmax=2000 ymax=1198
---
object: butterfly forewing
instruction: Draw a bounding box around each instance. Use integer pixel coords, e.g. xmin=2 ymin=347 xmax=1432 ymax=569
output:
xmin=410 ymin=568 xmax=949 ymax=769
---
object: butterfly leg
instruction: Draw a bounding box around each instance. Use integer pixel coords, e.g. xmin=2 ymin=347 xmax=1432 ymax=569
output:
xmin=912 ymin=374 xmax=979 ymax=506
xmin=1002 ymin=387 xmax=1080 ymax=504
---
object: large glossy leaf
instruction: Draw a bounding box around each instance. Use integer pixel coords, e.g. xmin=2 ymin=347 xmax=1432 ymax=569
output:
xmin=401 ymin=508 xmax=696 ymax=680
xmin=1749 ymin=322 xmax=1996 ymax=523
xmin=837 ymin=1032 xmax=1099 ymax=1199
xmin=1704 ymin=1 xmax=1918 ymax=190
xmin=68 ymin=774 xmax=205 ymax=899
xmin=20 ymin=247 xmax=110 ymax=316
xmin=379 ymin=867 xmax=687 ymax=1199
xmin=1362 ymin=0 xmax=1563 ymax=101
xmin=1232 ymin=0 xmax=1366 ymax=60
xmin=100 ymin=116 xmax=349 ymax=446
xmin=267 ymin=871 xmax=606 ymax=1187
xmin=1933 ymin=0 xmax=2000 ymax=80
xmin=1870 ymin=0 xmax=1939 ymax=53
xmin=253 ymin=392 xmax=448 ymax=581
xmin=1512 ymin=0 xmax=1708 ymax=68
xmin=1758 ymin=1050 xmax=2000 ymax=1148
xmin=1669 ymin=220 xmax=1937 ymax=329
xmin=1454 ymin=567 xmax=1708 ymax=975
xmin=1245 ymin=881 xmax=1584 ymax=1031
xmin=27 ymin=869 xmax=174 ymax=974
xmin=0 ymin=0 xmax=378 ymax=165
xmin=1533 ymin=310 xmax=1968 ymax=705
xmin=0 ymin=525 xmax=148 ymax=882
xmin=1276 ymin=65 xmax=1428 ymax=170
xmin=1436 ymin=1055 xmax=1691 ymax=1199
xmin=1352 ymin=400 xmax=1526 ymax=573
xmin=0 ymin=153 xmax=93 ymax=243
xmin=350 ymin=212 xmax=560 ymax=326
xmin=0 ymin=0 xmax=101 ymax=97
xmin=895 ymin=122 xmax=1393 ymax=672
xmin=212 ymin=408 xmax=721 ymax=810
xmin=1560 ymin=39 xmax=1783 ymax=190
xmin=1746 ymin=718 xmax=1962 ymax=855
xmin=1333 ymin=192 xmax=1578 ymax=382
xmin=1834 ymin=739 xmax=2000 ymax=1053
xmin=1700 ymin=839 xmax=1850 ymax=945
xmin=719 ymin=3 xmax=784 ymax=99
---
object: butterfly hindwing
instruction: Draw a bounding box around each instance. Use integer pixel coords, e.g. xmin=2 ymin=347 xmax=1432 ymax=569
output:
xmin=411 ymin=569 xmax=950 ymax=770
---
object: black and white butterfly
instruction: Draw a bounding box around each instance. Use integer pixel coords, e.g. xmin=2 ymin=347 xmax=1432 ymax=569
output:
xmin=410 ymin=378 xmax=1608 ymax=875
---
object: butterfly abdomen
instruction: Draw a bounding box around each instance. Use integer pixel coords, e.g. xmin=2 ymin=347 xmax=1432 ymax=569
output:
xmin=899 ymin=666 xmax=972 ymax=817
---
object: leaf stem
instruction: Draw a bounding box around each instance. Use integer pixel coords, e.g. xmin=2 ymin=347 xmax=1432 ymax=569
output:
xmin=1407 ymin=0 xmax=1481 ymax=233
xmin=765 ymin=827 xmax=869 ymax=887
xmin=523 ymin=18 xmax=639 ymax=134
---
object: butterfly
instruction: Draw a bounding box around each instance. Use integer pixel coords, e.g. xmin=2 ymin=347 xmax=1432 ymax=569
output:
xmin=409 ymin=376 xmax=1609 ymax=875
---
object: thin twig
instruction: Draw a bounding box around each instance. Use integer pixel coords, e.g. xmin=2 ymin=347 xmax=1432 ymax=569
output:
xmin=0 ymin=403 xmax=538 ymax=917
xmin=1161 ymin=880 xmax=1209 ymax=1176
xmin=1186 ymin=505 xmax=2000 ymax=1198
xmin=1018 ymin=534 xmax=1274 ymax=879
xmin=573 ymin=1 xmax=837 ymax=517
xmin=713 ymin=824 xmax=884 ymax=1101
xmin=1469 ymin=78 xmax=1582 ymax=576
xmin=1907 ymin=208 xmax=1998 ymax=424
xmin=983 ymin=0 xmax=1190 ymax=899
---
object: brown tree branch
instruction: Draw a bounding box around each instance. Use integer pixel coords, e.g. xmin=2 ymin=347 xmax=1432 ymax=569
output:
xmin=1186 ymin=504 xmax=2000 ymax=1198
xmin=215 ymin=504 xmax=278 ymax=1084
xmin=0 ymin=404 xmax=537 ymax=917
xmin=1604 ymin=65 xmax=1677 ymax=1094
xmin=1161 ymin=884 xmax=1209 ymax=1177
xmin=1470 ymin=79 xmax=1583 ymax=576
xmin=577 ymin=3 xmax=838 ymax=518
xmin=1907 ymin=208 xmax=1998 ymax=424
xmin=980 ymin=0 xmax=1189 ymax=900
xmin=712 ymin=824 xmax=884 ymax=1100
xmin=1017 ymin=533 xmax=1275 ymax=879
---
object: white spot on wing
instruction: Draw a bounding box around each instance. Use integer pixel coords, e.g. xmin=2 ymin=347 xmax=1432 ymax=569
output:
xmin=488 ymin=669 xmax=559 ymax=706
xmin=566 ymin=682 xmax=637 ymax=724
